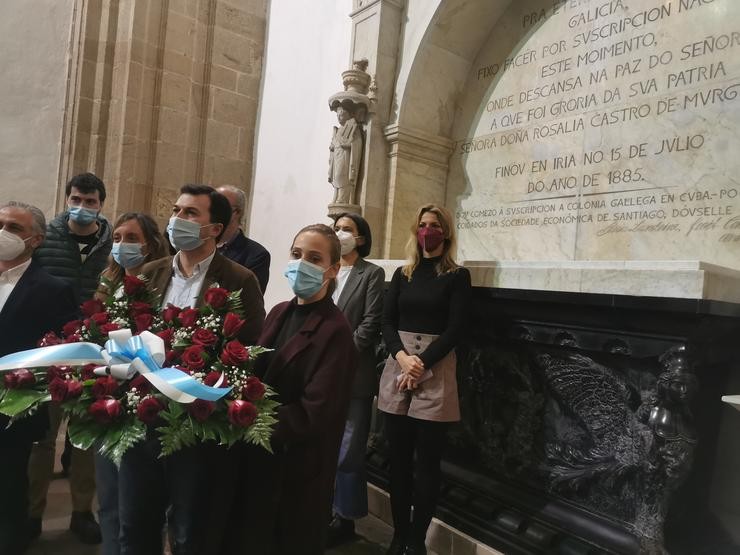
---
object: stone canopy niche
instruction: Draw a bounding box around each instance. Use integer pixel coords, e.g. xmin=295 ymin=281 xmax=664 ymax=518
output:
xmin=448 ymin=0 xmax=740 ymax=268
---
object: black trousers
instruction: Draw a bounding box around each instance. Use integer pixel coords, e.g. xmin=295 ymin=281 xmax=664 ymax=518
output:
xmin=384 ymin=413 xmax=447 ymax=546
xmin=118 ymin=439 xmax=211 ymax=555
xmin=0 ymin=442 xmax=32 ymax=555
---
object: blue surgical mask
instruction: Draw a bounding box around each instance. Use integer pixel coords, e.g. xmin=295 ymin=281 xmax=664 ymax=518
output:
xmin=167 ymin=217 xmax=212 ymax=252
xmin=284 ymin=259 xmax=327 ymax=299
xmin=112 ymin=242 xmax=146 ymax=269
xmin=68 ymin=206 xmax=99 ymax=225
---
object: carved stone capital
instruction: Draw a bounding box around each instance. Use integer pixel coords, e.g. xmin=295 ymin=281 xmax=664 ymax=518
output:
xmin=351 ymin=0 xmax=404 ymax=18
xmin=383 ymin=124 xmax=455 ymax=170
xmin=327 ymin=202 xmax=362 ymax=220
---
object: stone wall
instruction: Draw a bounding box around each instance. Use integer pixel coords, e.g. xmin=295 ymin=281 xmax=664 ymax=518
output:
xmin=65 ymin=0 xmax=268 ymax=226
xmin=0 ymin=0 xmax=76 ymax=214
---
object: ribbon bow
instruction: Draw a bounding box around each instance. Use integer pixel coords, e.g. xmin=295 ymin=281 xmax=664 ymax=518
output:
xmin=96 ymin=329 xmax=230 ymax=403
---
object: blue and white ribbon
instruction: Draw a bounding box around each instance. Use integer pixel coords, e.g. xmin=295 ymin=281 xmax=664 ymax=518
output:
xmin=0 ymin=342 xmax=105 ymax=371
xmin=0 ymin=330 xmax=231 ymax=404
xmin=95 ymin=329 xmax=230 ymax=403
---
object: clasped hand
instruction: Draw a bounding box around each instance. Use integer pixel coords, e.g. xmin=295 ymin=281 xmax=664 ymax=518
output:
xmin=396 ymin=351 xmax=424 ymax=391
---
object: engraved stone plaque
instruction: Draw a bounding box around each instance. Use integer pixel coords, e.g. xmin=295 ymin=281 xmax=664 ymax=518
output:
xmin=448 ymin=0 xmax=740 ymax=269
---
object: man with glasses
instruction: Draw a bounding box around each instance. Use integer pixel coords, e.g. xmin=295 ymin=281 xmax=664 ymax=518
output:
xmin=216 ymin=185 xmax=270 ymax=293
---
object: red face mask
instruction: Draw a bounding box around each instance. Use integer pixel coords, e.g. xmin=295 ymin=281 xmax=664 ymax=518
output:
xmin=417 ymin=226 xmax=445 ymax=252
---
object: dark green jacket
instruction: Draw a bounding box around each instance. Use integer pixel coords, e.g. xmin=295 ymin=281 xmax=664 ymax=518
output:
xmin=33 ymin=212 xmax=113 ymax=302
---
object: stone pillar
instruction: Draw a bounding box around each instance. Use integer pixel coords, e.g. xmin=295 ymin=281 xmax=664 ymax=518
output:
xmin=382 ymin=124 xmax=453 ymax=256
xmin=347 ymin=0 xmax=404 ymax=258
xmin=59 ymin=0 xmax=267 ymax=227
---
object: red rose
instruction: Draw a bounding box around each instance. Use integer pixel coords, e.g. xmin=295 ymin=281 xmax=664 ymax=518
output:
xmin=49 ymin=377 xmax=70 ymax=401
xmin=191 ymin=328 xmax=217 ymax=347
xmin=92 ymin=376 xmax=119 ymax=399
xmin=99 ymin=322 xmax=121 ymax=335
xmin=156 ymin=328 xmax=175 ymax=350
xmin=80 ymin=363 xmax=98 ymax=380
xmin=187 ymin=399 xmax=215 ymax=422
xmin=129 ymin=301 xmax=153 ymax=316
xmin=178 ymin=308 xmax=199 ymax=328
xmin=129 ymin=374 xmax=151 ymax=394
xmin=81 ymin=299 xmax=104 ymax=317
xmin=47 ymin=365 xmax=71 ymax=382
xmin=228 ymin=400 xmax=257 ymax=427
xmin=204 ymin=287 xmax=229 ymax=309
xmin=162 ymin=304 xmax=182 ymax=323
xmin=220 ymin=340 xmax=249 ymax=366
xmin=38 ymin=332 xmax=64 ymax=347
xmin=222 ymin=312 xmax=245 ymax=339
xmin=181 ymin=345 xmax=206 ymax=371
xmin=90 ymin=312 xmax=109 ymax=326
xmin=3 ymin=369 xmax=36 ymax=389
xmin=164 ymin=350 xmax=180 ymax=367
xmin=241 ymin=376 xmax=266 ymax=402
xmin=65 ymin=333 xmax=82 ymax=343
xmin=123 ymin=275 xmax=147 ymax=296
xmin=66 ymin=380 xmax=83 ymax=399
xmin=202 ymin=371 xmax=228 ymax=387
xmin=136 ymin=397 xmax=164 ymax=424
xmin=63 ymin=320 xmax=83 ymax=337
xmin=135 ymin=313 xmax=154 ymax=333
xmin=89 ymin=398 xmax=122 ymax=424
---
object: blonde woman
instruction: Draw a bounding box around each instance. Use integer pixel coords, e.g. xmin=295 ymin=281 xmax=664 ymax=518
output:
xmin=379 ymin=204 xmax=472 ymax=555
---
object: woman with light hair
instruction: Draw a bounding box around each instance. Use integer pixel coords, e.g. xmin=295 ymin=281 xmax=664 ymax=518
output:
xmin=378 ymin=204 xmax=472 ymax=555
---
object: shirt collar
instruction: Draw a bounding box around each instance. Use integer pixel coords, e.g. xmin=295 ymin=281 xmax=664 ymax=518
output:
xmin=171 ymin=249 xmax=217 ymax=280
xmin=0 ymin=258 xmax=32 ymax=282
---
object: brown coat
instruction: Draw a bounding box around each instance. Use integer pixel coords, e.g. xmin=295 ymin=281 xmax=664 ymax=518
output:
xmin=140 ymin=252 xmax=265 ymax=344
xmin=216 ymin=296 xmax=358 ymax=555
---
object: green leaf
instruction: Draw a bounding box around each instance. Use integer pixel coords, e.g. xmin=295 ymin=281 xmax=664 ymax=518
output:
xmin=0 ymin=389 xmax=48 ymax=417
xmin=68 ymin=419 xmax=105 ymax=451
xmin=100 ymin=421 xmax=146 ymax=466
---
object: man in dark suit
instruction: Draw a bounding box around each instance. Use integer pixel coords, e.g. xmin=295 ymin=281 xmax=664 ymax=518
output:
xmin=0 ymin=201 xmax=78 ymax=555
xmin=216 ymin=185 xmax=271 ymax=294
xmin=117 ymin=185 xmax=265 ymax=555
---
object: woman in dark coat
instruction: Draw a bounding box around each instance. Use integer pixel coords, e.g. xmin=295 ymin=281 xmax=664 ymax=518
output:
xmin=221 ymin=223 xmax=357 ymax=555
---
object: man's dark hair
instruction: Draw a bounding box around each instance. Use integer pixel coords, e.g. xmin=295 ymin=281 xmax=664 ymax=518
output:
xmin=180 ymin=184 xmax=231 ymax=242
xmin=65 ymin=173 xmax=107 ymax=203
xmin=334 ymin=212 xmax=372 ymax=258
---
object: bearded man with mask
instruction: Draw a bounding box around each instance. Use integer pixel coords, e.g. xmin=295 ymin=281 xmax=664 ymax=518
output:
xmin=116 ymin=184 xmax=265 ymax=555
xmin=28 ymin=172 xmax=112 ymax=546
xmin=0 ymin=202 xmax=78 ymax=555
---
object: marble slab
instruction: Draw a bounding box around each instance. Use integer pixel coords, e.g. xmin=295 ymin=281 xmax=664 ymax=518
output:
xmin=446 ymin=0 xmax=740 ymax=271
xmin=369 ymin=259 xmax=740 ymax=303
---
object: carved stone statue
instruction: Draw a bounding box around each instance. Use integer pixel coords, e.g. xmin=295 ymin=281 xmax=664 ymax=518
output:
xmin=327 ymin=59 xmax=372 ymax=218
xmin=646 ymin=345 xmax=698 ymax=443
xmin=328 ymin=102 xmax=364 ymax=204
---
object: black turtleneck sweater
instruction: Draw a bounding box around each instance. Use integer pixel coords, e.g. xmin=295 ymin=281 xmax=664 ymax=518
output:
xmin=382 ymin=257 xmax=471 ymax=368
xmin=271 ymin=298 xmax=318 ymax=349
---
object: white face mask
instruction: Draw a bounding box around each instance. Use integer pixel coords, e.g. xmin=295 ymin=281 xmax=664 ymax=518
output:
xmin=0 ymin=229 xmax=30 ymax=261
xmin=335 ymin=230 xmax=357 ymax=256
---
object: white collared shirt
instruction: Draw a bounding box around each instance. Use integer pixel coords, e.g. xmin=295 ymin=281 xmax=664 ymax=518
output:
xmin=162 ymin=250 xmax=216 ymax=308
xmin=332 ymin=265 xmax=353 ymax=304
xmin=0 ymin=258 xmax=33 ymax=313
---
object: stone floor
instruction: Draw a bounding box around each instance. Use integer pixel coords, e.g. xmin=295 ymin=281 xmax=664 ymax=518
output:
xmin=24 ymin=451 xmax=427 ymax=555
xmin=24 ymin=432 xmax=441 ymax=554
xmin=26 ymin=475 xmax=408 ymax=555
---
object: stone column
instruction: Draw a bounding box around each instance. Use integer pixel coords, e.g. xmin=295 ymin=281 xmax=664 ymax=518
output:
xmin=382 ymin=124 xmax=453 ymax=256
xmin=347 ymin=0 xmax=404 ymax=258
xmin=58 ymin=0 xmax=267 ymax=227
